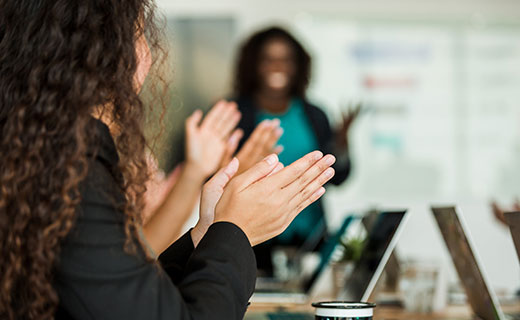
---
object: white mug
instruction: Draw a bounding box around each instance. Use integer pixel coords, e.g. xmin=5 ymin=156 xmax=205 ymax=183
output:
xmin=312 ymin=301 xmax=376 ymax=320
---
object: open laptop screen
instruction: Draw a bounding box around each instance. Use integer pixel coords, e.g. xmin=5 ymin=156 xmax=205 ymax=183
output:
xmin=341 ymin=210 xmax=407 ymax=301
xmin=432 ymin=207 xmax=503 ymax=320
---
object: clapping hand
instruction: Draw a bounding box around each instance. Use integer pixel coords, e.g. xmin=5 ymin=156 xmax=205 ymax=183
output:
xmin=214 ymin=151 xmax=336 ymax=246
xmin=185 ymin=100 xmax=242 ymax=179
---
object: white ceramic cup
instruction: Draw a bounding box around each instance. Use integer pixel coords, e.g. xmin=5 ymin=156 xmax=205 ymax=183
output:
xmin=311 ymin=301 xmax=376 ymax=320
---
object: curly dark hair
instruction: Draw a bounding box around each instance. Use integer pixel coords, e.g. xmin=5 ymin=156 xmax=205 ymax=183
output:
xmin=233 ymin=26 xmax=311 ymax=99
xmin=0 ymin=0 xmax=166 ymax=319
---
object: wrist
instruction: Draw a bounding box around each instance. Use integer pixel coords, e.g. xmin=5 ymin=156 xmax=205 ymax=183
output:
xmin=191 ymin=223 xmax=206 ymax=247
xmin=182 ymin=162 xmax=208 ymax=184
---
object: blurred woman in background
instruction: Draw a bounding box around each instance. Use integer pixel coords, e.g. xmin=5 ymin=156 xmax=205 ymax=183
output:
xmin=232 ymin=26 xmax=360 ymax=275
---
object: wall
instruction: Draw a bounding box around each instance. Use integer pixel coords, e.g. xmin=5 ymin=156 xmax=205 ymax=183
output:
xmin=155 ymin=0 xmax=520 ymax=294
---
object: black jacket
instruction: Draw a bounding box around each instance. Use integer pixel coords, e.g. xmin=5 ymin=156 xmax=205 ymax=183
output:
xmin=234 ymin=97 xmax=351 ymax=186
xmin=54 ymin=119 xmax=256 ymax=319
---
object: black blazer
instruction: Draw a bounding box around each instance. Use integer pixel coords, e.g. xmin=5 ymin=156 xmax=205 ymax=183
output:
xmin=234 ymin=97 xmax=351 ymax=186
xmin=54 ymin=119 xmax=256 ymax=319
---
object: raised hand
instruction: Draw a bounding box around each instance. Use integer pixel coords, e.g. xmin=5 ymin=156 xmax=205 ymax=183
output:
xmin=185 ymin=100 xmax=241 ymax=179
xmin=336 ymin=102 xmax=362 ymax=150
xmin=233 ymin=119 xmax=284 ymax=175
xmin=214 ymin=151 xmax=336 ymax=246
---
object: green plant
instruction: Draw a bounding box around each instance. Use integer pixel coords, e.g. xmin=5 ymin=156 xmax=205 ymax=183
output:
xmin=339 ymin=237 xmax=365 ymax=262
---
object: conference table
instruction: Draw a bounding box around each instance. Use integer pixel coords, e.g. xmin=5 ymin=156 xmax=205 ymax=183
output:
xmin=246 ymin=301 xmax=520 ymax=319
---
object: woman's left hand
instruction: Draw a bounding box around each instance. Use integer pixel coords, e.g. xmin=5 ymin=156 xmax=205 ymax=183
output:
xmin=185 ymin=100 xmax=242 ymax=179
xmin=336 ymin=102 xmax=362 ymax=150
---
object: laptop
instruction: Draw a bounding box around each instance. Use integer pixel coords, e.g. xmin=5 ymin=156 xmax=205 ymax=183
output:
xmin=504 ymin=212 xmax=520 ymax=263
xmin=340 ymin=210 xmax=408 ymax=301
xmin=362 ymin=210 xmax=401 ymax=292
xmin=246 ymin=210 xmax=409 ymax=320
xmin=432 ymin=206 xmax=520 ymax=320
xmin=251 ymin=216 xmax=355 ymax=304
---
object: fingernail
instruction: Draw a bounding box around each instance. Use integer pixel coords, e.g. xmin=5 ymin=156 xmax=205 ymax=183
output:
xmin=313 ymin=187 xmax=326 ymax=199
xmin=271 ymin=118 xmax=281 ymax=127
xmin=275 ymin=127 xmax=284 ymax=136
xmin=324 ymin=168 xmax=334 ymax=177
xmin=229 ymin=134 xmax=238 ymax=144
xmin=313 ymin=151 xmax=323 ymax=160
xmin=264 ymin=154 xmax=277 ymax=165
xmin=325 ymin=155 xmax=336 ymax=165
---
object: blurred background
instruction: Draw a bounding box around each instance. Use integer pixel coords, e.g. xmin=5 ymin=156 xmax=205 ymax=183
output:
xmin=151 ymin=0 xmax=520 ymax=298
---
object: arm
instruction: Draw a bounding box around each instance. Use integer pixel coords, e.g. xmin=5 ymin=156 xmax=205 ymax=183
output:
xmin=143 ymin=162 xmax=205 ymax=254
xmin=143 ymin=101 xmax=242 ymax=254
xmin=56 ymin=159 xmax=256 ymax=320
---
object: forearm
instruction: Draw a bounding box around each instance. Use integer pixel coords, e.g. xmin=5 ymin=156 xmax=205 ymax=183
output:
xmin=143 ymin=163 xmax=205 ymax=255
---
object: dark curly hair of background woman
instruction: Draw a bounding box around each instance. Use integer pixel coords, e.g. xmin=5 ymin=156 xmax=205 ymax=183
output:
xmin=0 ymin=1 xmax=166 ymax=319
xmin=233 ymin=26 xmax=311 ymax=99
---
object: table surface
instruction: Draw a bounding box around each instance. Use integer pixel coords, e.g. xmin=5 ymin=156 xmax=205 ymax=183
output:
xmin=246 ymin=302 xmax=520 ymax=320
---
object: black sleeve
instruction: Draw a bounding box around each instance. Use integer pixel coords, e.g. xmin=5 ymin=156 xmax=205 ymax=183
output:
xmin=55 ymin=155 xmax=256 ymax=320
xmin=158 ymin=230 xmax=195 ymax=285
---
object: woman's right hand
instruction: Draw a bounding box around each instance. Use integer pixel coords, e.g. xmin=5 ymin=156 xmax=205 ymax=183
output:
xmin=214 ymin=151 xmax=336 ymax=246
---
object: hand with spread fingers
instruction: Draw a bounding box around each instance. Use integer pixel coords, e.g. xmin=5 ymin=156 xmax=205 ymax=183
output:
xmin=185 ymin=100 xmax=242 ymax=179
xmin=336 ymin=102 xmax=362 ymax=150
xmin=214 ymin=151 xmax=336 ymax=246
xmin=231 ymin=118 xmax=284 ymax=175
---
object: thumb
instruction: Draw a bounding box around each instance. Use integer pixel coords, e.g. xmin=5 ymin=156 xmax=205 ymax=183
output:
xmin=235 ymin=154 xmax=279 ymax=189
xmin=206 ymin=157 xmax=239 ymax=191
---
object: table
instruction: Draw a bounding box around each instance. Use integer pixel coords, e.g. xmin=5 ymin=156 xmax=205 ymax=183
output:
xmin=246 ymin=302 xmax=520 ymax=320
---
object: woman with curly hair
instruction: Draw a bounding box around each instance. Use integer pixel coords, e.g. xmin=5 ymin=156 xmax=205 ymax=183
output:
xmin=0 ymin=1 xmax=336 ymax=319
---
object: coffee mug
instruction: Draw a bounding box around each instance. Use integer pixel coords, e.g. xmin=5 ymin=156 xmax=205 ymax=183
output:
xmin=311 ymin=301 xmax=376 ymax=320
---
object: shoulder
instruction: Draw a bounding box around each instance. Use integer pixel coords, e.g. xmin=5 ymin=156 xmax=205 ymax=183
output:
xmin=87 ymin=118 xmax=120 ymax=168
xmin=79 ymin=118 xmax=125 ymax=214
xmin=302 ymin=100 xmax=329 ymax=124
xmin=232 ymin=96 xmax=256 ymax=112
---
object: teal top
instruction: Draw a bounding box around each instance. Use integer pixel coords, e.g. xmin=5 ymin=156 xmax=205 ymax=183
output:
xmin=257 ymin=99 xmax=323 ymax=244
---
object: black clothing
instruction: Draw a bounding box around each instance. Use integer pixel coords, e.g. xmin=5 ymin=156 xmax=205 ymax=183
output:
xmin=55 ymin=119 xmax=256 ymax=319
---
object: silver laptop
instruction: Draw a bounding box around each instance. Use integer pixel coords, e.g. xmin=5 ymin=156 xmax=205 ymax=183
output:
xmin=505 ymin=212 xmax=520 ymax=263
xmin=432 ymin=206 xmax=519 ymax=320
